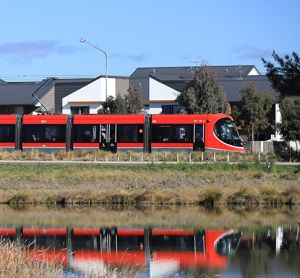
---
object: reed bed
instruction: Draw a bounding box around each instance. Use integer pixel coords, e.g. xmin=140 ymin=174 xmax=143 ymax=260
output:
xmin=0 ymin=241 xmax=62 ymax=278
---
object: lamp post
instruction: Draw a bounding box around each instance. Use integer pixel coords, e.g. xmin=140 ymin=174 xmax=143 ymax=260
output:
xmin=80 ymin=38 xmax=108 ymax=103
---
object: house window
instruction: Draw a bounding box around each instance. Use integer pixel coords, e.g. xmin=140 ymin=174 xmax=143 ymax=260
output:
xmin=161 ymin=105 xmax=180 ymax=114
xmin=71 ymin=106 xmax=90 ymax=115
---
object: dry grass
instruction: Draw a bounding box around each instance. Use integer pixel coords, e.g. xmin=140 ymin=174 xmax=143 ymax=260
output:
xmin=0 ymin=150 xmax=280 ymax=163
xmin=0 ymin=241 xmax=144 ymax=278
xmin=0 ymin=163 xmax=299 ymax=205
xmin=0 ymin=241 xmax=62 ymax=278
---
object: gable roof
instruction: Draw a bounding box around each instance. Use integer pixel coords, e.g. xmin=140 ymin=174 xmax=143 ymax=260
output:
xmin=155 ymin=75 xmax=280 ymax=102
xmin=219 ymin=76 xmax=279 ymax=102
xmin=0 ymin=77 xmax=97 ymax=107
xmin=130 ymin=65 xmax=280 ymax=103
xmin=147 ymin=75 xmax=279 ymax=103
xmin=0 ymin=81 xmax=42 ymax=105
xmin=130 ymin=65 xmax=260 ymax=80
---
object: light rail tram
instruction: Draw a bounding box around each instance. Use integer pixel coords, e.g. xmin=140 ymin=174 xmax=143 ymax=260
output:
xmin=0 ymin=114 xmax=244 ymax=152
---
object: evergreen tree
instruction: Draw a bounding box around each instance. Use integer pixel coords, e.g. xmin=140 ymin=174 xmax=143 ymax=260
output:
xmin=279 ymin=99 xmax=300 ymax=141
xmin=263 ymin=51 xmax=300 ymax=144
xmin=97 ymin=95 xmax=127 ymax=114
xmin=125 ymin=85 xmax=144 ymax=114
xmin=233 ymin=84 xmax=275 ymax=141
xmin=114 ymin=95 xmax=127 ymax=114
xmin=262 ymin=51 xmax=300 ymax=97
xmin=177 ymin=66 xmax=228 ymax=114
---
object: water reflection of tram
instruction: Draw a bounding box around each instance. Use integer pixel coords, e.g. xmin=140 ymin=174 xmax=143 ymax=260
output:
xmin=0 ymin=114 xmax=244 ymax=152
xmin=0 ymin=227 xmax=241 ymax=276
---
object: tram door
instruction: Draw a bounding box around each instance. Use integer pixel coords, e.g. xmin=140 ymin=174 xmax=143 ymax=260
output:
xmin=193 ymin=124 xmax=204 ymax=151
xmin=100 ymin=124 xmax=117 ymax=152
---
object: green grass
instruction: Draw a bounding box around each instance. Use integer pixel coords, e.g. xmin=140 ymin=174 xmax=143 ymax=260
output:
xmin=0 ymin=161 xmax=297 ymax=175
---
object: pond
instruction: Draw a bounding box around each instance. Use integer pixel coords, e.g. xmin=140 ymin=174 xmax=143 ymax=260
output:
xmin=0 ymin=205 xmax=300 ymax=277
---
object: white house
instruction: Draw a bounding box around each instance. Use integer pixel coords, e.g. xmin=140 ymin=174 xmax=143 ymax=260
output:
xmin=146 ymin=76 xmax=181 ymax=114
xmin=62 ymin=76 xmax=129 ymax=114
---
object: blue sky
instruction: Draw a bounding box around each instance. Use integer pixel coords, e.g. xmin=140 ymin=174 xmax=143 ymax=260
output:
xmin=0 ymin=0 xmax=299 ymax=81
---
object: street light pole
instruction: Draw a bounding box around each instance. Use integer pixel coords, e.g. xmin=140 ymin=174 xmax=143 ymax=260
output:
xmin=80 ymin=38 xmax=108 ymax=103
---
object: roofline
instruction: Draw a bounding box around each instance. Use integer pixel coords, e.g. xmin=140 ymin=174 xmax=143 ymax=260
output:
xmin=68 ymin=101 xmax=103 ymax=104
xmin=133 ymin=65 xmax=258 ymax=70
xmin=93 ymin=75 xmax=129 ymax=80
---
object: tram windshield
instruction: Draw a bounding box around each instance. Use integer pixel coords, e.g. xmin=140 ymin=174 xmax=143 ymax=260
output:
xmin=214 ymin=118 xmax=243 ymax=147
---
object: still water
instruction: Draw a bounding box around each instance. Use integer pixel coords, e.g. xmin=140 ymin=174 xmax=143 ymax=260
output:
xmin=0 ymin=205 xmax=300 ymax=277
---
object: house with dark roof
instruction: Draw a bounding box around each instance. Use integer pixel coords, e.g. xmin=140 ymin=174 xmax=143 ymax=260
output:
xmin=130 ymin=65 xmax=261 ymax=106
xmin=0 ymin=80 xmax=42 ymax=114
xmin=0 ymin=78 xmax=93 ymax=114
xmin=130 ymin=65 xmax=280 ymax=140
xmin=0 ymin=75 xmax=129 ymax=115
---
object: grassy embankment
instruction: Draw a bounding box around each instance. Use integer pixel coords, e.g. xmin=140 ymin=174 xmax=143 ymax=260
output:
xmin=0 ymin=160 xmax=299 ymax=206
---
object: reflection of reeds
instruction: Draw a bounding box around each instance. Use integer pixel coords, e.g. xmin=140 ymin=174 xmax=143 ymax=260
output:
xmin=0 ymin=205 xmax=299 ymax=230
xmin=0 ymin=241 xmax=62 ymax=278
xmin=0 ymin=241 xmax=144 ymax=277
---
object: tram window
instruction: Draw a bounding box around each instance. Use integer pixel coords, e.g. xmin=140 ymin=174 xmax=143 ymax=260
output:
xmin=195 ymin=124 xmax=204 ymax=143
xmin=110 ymin=124 xmax=116 ymax=143
xmin=151 ymin=236 xmax=194 ymax=251
xmin=174 ymin=125 xmax=193 ymax=142
xmin=152 ymin=125 xmax=193 ymax=143
xmin=152 ymin=125 xmax=172 ymax=142
xmin=214 ymin=119 xmax=243 ymax=147
xmin=0 ymin=125 xmax=15 ymax=142
xmin=23 ymin=125 xmax=66 ymax=143
xmin=115 ymin=236 xmax=144 ymax=251
xmin=73 ymin=125 xmax=99 ymax=143
xmin=117 ymin=124 xmax=144 ymax=143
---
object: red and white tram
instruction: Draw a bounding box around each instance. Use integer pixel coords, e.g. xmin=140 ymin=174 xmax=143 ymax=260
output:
xmin=0 ymin=113 xmax=244 ymax=152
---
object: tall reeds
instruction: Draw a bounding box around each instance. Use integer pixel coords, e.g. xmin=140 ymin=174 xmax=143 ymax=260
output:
xmin=0 ymin=241 xmax=62 ymax=278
